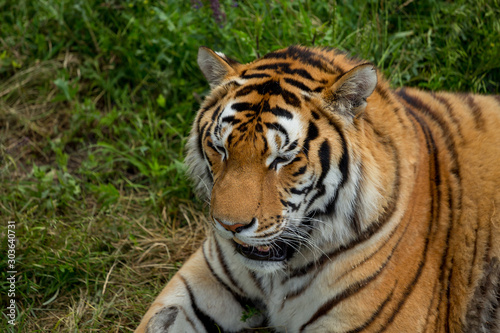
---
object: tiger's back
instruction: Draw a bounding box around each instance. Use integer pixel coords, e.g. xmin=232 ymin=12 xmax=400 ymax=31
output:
xmin=392 ymin=87 xmax=500 ymax=332
xmin=137 ymin=46 xmax=500 ymax=333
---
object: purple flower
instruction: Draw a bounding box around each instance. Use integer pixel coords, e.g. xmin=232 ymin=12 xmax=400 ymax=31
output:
xmin=191 ymin=0 xmax=203 ymax=9
xmin=209 ymin=0 xmax=226 ymax=24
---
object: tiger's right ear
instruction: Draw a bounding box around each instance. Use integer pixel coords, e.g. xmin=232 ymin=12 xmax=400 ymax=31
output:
xmin=198 ymin=47 xmax=239 ymax=88
xmin=323 ymin=63 xmax=377 ymax=118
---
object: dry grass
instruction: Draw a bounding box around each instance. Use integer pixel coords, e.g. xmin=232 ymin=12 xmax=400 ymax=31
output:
xmin=0 ymin=56 xmax=80 ymax=179
xmin=19 ymin=204 xmax=209 ymax=332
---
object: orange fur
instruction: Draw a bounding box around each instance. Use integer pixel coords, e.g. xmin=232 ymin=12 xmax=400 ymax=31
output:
xmin=137 ymin=46 xmax=500 ymax=333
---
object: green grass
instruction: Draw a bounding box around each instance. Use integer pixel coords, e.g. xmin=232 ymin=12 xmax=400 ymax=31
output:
xmin=1 ymin=0 xmax=499 ymax=331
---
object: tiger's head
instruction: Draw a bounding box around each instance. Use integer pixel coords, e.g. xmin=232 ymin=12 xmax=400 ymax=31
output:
xmin=186 ymin=46 xmax=387 ymax=273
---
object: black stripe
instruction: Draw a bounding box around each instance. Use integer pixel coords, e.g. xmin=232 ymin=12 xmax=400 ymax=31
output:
xmin=350 ymin=184 xmax=363 ymax=235
xmin=197 ymin=104 xmax=220 ymax=160
xmin=372 ymin=86 xmax=407 ymax=127
xmin=262 ymin=136 xmax=269 ymax=155
xmin=375 ymin=85 xmax=391 ymax=103
xmin=265 ymin=121 xmax=289 ymax=138
xmin=290 ymin=184 xmax=314 ymax=195
xmin=225 ymin=80 xmax=241 ymax=87
xmin=423 ymin=280 xmax=439 ymax=331
xmin=197 ymin=122 xmax=209 ymax=159
xmin=249 ymin=271 xmax=266 ymax=295
xmin=306 ymin=123 xmax=349 ymax=216
xmin=464 ymin=94 xmax=486 ymax=130
xmin=344 ymin=282 xmax=397 ymax=333
xmin=396 ymin=89 xmax=460 ymax=180
xmin=287 ymin=139 xmax=298 ymax=152
xmin=269 ymin=156 xmax=288 ymax=170
xmin=263 ymin=46 xmax=334 ymax=74
xmin=231 ymin=102 xmax=258 ymax=113
xmin=331 ymin=118 xmax=349 ymax=186
xmin=429 ymin=93 xmax=464 ymax=140
xmin=198 ymin=96 xmax=219 ymax=123
xmin=268 ymin=106 xmax=293 ymax=119
xmin=181 ymin=307 xmax=198 ymax=331
xmin=214 ymin=238 xmax=246 ymax=297
xmin=494 ymin=95 xmax=500 ymax=105
xmin=179 ymin=275 xmax=223 ymax=333
xmin=292 ymin=165 xmax=307 ymax=177
xmin=226 ymin=132 xmax=235 ymax=148
xmin=284 ymin=77 xmax=313 ymax=93
xmin=254 ymin=62 xmax=314 ymax=80
xmin=205 ymin=140 xmax=219 ymax=155
xmin=202 ymin=245 xmax=259 ymax=312
xmin=233 ymin=99 xmax=294 ymax=120
xmin=445 ymin=264 xmax=454 ymax=331
xmin=282 ymin=89 xmax=301 ymax=108
xmin=265 ymin=122 xmax=289 ymax=143
xmin=303 ymin=140 xmax=332 ymax=214
xmin=234 ymin=79 xmax=302 ymax=108
xmin=205 ymin=166 xmax=213 ymax=182
xmin=302 ymin=121 xmax=319 ymax=157
xmin=210 ymin=105 xmax=222 ymax=121
xmin=397 ymin=88 xmax=462 ymax=201
xmin=204 ymin=125 xmax=214 ymax=150
xmin=437 ymin=186 xmax=454 ymax=332
xmin=234 ymin=85 xmax=257 ymax=97
xmin=281 ymin=199 xmax=300 ymax=211
xmin=318 ymin=140 xmax=331 ymax=183
xmin=469 ymin=224 xmax=480 ymax=286
xmin=241 ymin=73 xmax=271 ymax=79
xmin=196 ymin=89 xmax=227 ymax=144
xmin=337 ymin=128 xmax=350 ymax=187
xmin=221 ymin=115 xmax=240 ymax=125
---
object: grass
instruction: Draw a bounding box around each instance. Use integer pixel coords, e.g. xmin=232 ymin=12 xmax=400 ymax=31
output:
xmin=1 ymin=0 xmax=499 ymax=331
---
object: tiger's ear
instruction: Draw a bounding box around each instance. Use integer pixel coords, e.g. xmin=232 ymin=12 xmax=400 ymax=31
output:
xmin=323 ymin=63 xmax=377 ymax=117
xmin=198 ymin=46 xmax=239 ymax=88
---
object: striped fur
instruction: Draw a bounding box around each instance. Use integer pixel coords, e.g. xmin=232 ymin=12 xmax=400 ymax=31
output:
xmin=136 ymin=46 xmax=500 ymax=333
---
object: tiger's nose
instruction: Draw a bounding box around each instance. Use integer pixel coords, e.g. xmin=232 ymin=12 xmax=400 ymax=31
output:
xmin=214 ymin=218 xmax=255 ymax=233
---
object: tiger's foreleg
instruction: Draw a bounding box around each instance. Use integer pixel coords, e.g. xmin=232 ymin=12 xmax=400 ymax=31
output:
xmin=135 ymin=241 xmax=264 ymax=333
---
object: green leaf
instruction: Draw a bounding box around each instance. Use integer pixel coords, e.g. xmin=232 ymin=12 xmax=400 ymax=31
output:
xmin=156 ymin=94 xmax=166 ymax=108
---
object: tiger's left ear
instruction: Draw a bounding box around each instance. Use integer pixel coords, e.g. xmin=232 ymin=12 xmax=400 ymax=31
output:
xmin=198 ymin=46 xmax=240 ymax=89
xmin=323 ymin=63 xmax=377 ymax=117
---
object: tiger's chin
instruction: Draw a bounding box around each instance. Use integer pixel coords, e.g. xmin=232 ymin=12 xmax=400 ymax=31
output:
xmin=236 ymin=252 xmax=287 ymax=274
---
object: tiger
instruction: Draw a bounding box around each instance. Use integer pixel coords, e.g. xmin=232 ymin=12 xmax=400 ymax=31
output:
xmin=136 ymin=45 xmax=500 ymax=333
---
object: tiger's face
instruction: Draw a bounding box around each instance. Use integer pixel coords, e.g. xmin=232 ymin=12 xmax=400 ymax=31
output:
xmin=186 ymin=46 xmax=378 ymax=272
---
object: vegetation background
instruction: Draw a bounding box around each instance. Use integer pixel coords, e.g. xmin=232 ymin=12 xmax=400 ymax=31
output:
xmin=1 ymin=0 xmax=499 ymax=331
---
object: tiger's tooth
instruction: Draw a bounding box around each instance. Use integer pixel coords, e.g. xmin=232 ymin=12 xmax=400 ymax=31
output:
xmin=233 ymin=237 xmax=249 ymax=247
xmin=257 ymin=245 xmax=270 ymax=252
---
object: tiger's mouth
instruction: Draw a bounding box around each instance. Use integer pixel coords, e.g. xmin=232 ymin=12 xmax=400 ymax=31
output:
xmin=233 ymin=237 xmax=289 ymax=261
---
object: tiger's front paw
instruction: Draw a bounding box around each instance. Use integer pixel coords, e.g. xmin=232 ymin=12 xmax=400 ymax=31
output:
xmin=146 ymin=306 xmax=186 ymax=333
